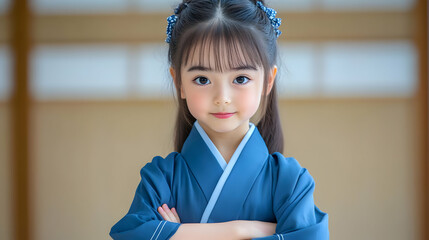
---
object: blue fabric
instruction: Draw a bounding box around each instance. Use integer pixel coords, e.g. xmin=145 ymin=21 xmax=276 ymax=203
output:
xmin=110 ymin=123 xmax=329 ymax=239
xmin=194 ymin=121 xmax=255 ymax=171
xmin=194 ymin=121 xmax=227 ymax=170
xmin=196 ymin=121 xmax=256 ymax=223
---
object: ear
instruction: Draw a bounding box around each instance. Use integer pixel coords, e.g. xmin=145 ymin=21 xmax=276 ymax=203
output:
xmin=266 ymin=65 xmax=277 ymax=95
xmin=170 ymin=67 xmax=186 ymax=99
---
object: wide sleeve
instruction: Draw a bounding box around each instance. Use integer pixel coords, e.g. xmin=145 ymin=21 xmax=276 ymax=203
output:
xmin=254 ymin=154 xmax=329 ymax=240
xmin=110 ymin=153 xmax=181 ymax=240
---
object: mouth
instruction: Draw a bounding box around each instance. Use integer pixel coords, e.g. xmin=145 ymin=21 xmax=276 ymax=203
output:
xmin=211 ymin=112 xmax=235 ymax=119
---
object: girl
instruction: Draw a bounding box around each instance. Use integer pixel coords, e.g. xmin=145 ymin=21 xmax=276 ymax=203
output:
xmin=110 ymin=0 xmax=329 ymax=239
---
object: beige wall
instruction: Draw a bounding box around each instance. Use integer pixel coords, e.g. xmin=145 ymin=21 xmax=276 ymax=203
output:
xmin=0 ymin=98 xmax=419 ymax=239
xmin=0 ymin=104 xmax=11 ymax=240
xmin=281 ymin=99 xmax=422 ymax=239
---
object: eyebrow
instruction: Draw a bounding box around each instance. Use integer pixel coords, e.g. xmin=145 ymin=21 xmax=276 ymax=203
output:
xmin=186 ymin=65 xmax=258 ymax=72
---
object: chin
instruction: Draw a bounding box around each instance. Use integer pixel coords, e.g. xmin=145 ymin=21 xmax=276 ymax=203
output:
xmin=208 ymin=122 xmax=245 ymax=134
xmin=212 ymin=127 xmax=236 ymax=134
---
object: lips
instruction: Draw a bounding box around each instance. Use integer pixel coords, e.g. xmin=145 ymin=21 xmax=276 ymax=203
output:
xmin=211 ymin=112 xmax=235 ymax=119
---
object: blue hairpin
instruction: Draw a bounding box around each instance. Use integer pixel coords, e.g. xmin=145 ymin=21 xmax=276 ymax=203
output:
xmin=256 ymin=1 xmax=282 ymax=38
xmin=166 ymin=3 xmax=189 ymax=43
xmin=166 ymin=15 xmax=178 ymax=43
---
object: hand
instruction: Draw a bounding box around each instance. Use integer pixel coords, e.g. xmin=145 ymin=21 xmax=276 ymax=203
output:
xmin=158 ymin=204 xmax=181 ymax=223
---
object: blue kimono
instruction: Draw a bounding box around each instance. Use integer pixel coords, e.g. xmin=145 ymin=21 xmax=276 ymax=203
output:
xmin=110 ymin=121 xmax=329 ymax=239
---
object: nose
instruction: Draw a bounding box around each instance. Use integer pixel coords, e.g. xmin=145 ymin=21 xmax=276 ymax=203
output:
xmin=215 ymin=97 xmax=231 ymax=105
xmin=214 ymin=85 xmax=231 ymax=105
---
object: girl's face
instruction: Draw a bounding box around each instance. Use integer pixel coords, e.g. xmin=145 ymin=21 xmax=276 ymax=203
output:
xmin=173 ymin=44 xmax=277 ymax=137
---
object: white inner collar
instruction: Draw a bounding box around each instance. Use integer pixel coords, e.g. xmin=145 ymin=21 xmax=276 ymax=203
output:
xmin=194 ymin=121 xmax=255 ymax=171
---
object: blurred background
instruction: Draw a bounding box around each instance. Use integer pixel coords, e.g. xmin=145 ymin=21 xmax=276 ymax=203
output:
xmin=1 ymin=0 xmax=428 ymax=239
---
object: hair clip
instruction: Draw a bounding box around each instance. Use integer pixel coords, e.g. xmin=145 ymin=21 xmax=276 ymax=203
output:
xmin=166 ymin=15 xmax=178 ymax=43
xmin=166 ymin=2 xmax=188 ymax=43
xmin=256 ymin=1 xmax=282 ymax=38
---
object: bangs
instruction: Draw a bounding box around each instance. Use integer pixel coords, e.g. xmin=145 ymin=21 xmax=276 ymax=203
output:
xmin=178 ymin=21 xmax=268 ymax=72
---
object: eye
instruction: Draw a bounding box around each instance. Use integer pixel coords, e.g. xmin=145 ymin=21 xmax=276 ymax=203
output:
xmin=233 ymin=76 xmax=250 ymax=85
xmin=193 ymin=77 xmax=211 ymax=85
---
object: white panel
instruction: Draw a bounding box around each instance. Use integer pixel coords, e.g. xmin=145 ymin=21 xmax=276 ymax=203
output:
xmin=321 ymin=41 xmax=417 ymax=97
xmin=0 ymin=0 xmax=10 ymax=13
xmin=321 ymin=0 xmax=416 ymax=11
xmin=268 ymin=0 xmax=316 ymax=11
xmin=32 ymin=0 xmax=130 ymax=13
xmin=0 ymin=46 xmax=11 ymax=100
xmin=138 ymin=0 xmax=179 ymax=12
xmin=137 ymin=43 xmax=173 ymax=98
xmin=31 ymin=45 xmax=129 ymax=100
xmin=277 ymin=43 xmax=318 ymax=98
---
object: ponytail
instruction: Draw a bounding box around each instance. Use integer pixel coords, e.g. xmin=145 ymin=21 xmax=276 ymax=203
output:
xmin=174 ymin=99 xmax=195 ymax=152
xmin=257 ymin=84 xmax=284 ymax=154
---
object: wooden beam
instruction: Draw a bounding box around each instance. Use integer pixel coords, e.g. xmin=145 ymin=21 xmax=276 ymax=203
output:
xmin=415 ymin=0 xmax=428 ymax=239
xmin=11 ymin=0 xmax=31 ymax=240
xmin=281 ymin=11 xmax=415 ymax=41
xmin=0 ymin=11 xmax=415 ymax=44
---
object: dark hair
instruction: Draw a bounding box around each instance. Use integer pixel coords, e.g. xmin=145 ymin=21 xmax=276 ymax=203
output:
xmin=168 ymin=0 xmax=284 ymax=154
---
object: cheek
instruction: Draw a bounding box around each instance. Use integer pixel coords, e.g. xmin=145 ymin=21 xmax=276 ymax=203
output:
xmin=185 ymin=91 xmax=209 ymax=117
xmin=236 ymin=89 xmax=261 ymax=116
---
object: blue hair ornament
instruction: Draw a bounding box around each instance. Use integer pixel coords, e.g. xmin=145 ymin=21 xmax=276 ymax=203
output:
xmin=256 ymin=1 xmax=282 ymax=38
xmin=166 ymin=3 xmax=188 ymax=43
xmin=165 ymin=15 xmax=177 ymax=43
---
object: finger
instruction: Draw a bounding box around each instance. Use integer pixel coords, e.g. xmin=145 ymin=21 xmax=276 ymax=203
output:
xmin=158 ymin=206 xmax=171 ymax=221
xmin=162 ymin=204 xmax=177 ymax=222
xmin=165 ymin=205 xmax=180 ymax=223
xmin=158 ymin=207 xmax=169 ymax=221
xmin=171 ymin=208 xmax=181 ymax=223
xmin=159 ymin=205 xmax=175 ymax=222
xmin=167 ymin=209 xmax=179 ymax=223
